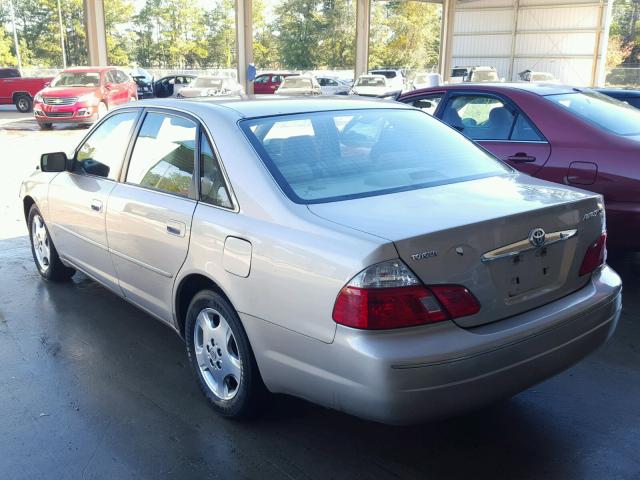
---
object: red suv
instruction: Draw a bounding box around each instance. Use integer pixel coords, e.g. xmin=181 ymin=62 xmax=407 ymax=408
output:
xmin=253 ymin=72 xmax=298 ymax=94
xmin=33 ymin=67 xmax=137 ymax=129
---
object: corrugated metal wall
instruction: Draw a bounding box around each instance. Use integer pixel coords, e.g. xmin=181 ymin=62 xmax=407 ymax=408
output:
xmin=452 ymin=0 xmax=609 ymax=85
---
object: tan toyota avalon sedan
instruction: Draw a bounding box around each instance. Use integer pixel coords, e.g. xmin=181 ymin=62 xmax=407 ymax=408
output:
xmin=21 ymin=98 xmax=621 ymax=424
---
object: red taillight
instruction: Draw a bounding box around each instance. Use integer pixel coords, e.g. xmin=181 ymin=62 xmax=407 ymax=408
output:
xmin=430 ymin=285 xmax=481 ymax=319
xmin=333 ymin=283 xmax=480 ymax=330
xmin=579 ymin=231 xmax=607 ymax=276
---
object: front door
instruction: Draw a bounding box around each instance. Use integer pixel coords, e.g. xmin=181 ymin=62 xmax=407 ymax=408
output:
xmin=106 ymin=110 xmax=198 ymax=323
xmin=48 ymin=110 xmax=139 ymax=292
xmin=439 ymin=93 xmax=551 ymax=176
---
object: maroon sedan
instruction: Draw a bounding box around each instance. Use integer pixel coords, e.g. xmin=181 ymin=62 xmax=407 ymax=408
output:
xmin=399 ymin=83 xmax=640 ymax=249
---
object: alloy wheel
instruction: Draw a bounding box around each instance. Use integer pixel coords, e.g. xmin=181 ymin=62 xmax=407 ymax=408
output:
xmin=31 ymin=214 xmax=50 ymax=272
xmin=194 ymin=307 xmax=242 ymax=400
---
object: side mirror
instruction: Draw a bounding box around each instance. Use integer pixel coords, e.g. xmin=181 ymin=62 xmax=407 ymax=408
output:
xmin=40 ymin=152 xmax=68 ymax=172
xmin=104 ymin=83 xmax=113 ymax=90
xmin=44 ymin=81 xmax=50 ymax=88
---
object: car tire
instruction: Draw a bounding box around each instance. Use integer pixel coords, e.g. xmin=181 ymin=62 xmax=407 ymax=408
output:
xmin=39 ymin=123 xmax=52 ymax=130
xmin=15 ymin=94 xmax=33 ymax=113
xmin=185 ymin=289 xmax=268 ymax=419
xmin=28 ymin=205 xmax=75 ymax=282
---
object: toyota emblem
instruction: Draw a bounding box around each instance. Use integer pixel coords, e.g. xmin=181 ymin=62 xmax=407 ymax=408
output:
xmin=528 ymin=228 xmax=546 ymax=248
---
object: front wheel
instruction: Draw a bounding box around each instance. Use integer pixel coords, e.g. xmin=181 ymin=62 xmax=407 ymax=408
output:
xmin=39 ymin=123 xmax=52 ymax=130
xmin=15 ymin=95 xmax=33 ymax=113
xmin=28 ymin=205 xmax=75 ymax=281
xmin=185 ymin=290 xmax=267 ymax=419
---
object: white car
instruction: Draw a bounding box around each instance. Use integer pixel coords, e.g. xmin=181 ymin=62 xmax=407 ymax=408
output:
xmin=316 ymin=76 xmax=350 ymax=95
xmin=178 ymin=76 xmax=243 ymax=98
xmin=275 ymin=75 xmax=321 ymax=96
xmin=411 ymin=72 xmax=442 ymax=90
xmin=369 ymin=69 xmax=405 ymax=91
xmin=351 ymin=74 xmax=393 ymax=97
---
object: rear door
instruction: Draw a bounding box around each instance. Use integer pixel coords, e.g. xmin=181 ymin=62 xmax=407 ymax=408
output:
xmin=106 ymin=110 xmax=199 ymax=323
xmin=253 ymin=74 xmax=270 ymax=94
xmin=48 ymin=110 xmax=140 ymax=293
xmin=439 ymin=92 xmax=551 ymax=175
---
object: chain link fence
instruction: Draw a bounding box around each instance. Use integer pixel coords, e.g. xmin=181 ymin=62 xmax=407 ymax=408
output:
xmin=606 ymin=66 xmax=640 ymax=88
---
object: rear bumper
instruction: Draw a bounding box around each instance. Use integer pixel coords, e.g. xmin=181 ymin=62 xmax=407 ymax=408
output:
xmin=247 ymin=266 xmax=621 ymax=425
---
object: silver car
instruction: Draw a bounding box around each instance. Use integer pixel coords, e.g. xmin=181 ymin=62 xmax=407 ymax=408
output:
xmin=21 ymin=98 xmax=621 ymax=424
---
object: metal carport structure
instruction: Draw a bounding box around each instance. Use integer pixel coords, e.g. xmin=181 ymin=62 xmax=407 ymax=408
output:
xmin=82 ymin=0 xmax=612 ymax=90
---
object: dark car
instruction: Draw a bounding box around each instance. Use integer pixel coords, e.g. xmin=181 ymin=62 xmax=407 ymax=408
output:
xmin=130 ymin=67 xmax=154 ymax=99
xmin=595 ymin=88 xmax=640 ymax=109
xmin=153 ymin=74 xmax=196 ymax=98
xmin=398 ymin=83 xmax=640 ymax=249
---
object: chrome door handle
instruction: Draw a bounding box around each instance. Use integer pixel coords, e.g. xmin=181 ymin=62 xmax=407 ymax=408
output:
xmin=90 ymin=199 xmax=103 ymax=212
xmin=166 ymin=221 xmax=186 ymax=237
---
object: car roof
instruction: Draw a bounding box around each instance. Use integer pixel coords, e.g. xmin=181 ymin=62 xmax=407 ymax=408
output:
xmin=413 ymin=82 xmax=578 ymax=96
xmin=135 ymin=96 xmax=410 ymax=119
xmin=62 ymin=66 xmax=114 ymax=73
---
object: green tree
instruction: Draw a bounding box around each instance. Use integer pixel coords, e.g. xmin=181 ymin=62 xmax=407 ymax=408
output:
xmin=0 ymin=25 xmax=17 ymax=66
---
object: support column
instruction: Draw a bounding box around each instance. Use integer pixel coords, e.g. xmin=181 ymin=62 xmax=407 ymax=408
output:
xmin=83 ymin=0 xmax=107 ymax=66
xmin=439 ymin=0 xmax=456 ymax=82
xmin=508 ymin=0 xmax=520 ymax=81
xmin=236 ymin=0 xmax=253 ymax=94
xmin=354 ymin=0 xmax=371 ymax=81
xmin=593 ymin=0 xmax=613 ymax=86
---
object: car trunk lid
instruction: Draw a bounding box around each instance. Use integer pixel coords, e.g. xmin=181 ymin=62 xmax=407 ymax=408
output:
xmin=308 ymin=175 xmax=605 ymax=328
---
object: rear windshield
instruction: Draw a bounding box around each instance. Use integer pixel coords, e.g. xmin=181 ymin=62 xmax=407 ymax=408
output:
xmin=370 ymin=71 xmax=397 ymax=79
xmin=546 ymin=91 xmax=640 ymax=136
xmin=241 ymin=109 xmax=510 ymax=204
xmin=52 ymin=72 xmax=100 ymax=87
xmin=471 ymin=70 xmax=499 ymax=82
xmin=356 ymin=76 xmax=386 ymax=87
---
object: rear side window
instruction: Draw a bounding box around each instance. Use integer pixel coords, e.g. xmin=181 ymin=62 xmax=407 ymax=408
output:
xmin=126 ymin=112 xmax=197 ymax=197
xmin=75 ymin=111 xmax=138 ymax=180
xmin=241 ymin=109 xmax=510 ymax=204
xmin=200 ymin=135 xmax=232 ymax=208
xmin=0 ymin=68 xmax=20 ymax=78
xmin=511 ymin=114 xmax=543 ymax=141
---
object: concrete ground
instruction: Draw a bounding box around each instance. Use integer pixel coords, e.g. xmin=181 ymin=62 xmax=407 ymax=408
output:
xmin=1 ymin=106 xmax=639 ymax=480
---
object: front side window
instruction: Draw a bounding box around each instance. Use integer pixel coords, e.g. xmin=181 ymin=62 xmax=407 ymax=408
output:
xmin=254 ymin=75 xmax=269 ymax=84
xmin=546 ymin=91 xmax=640 ymax=136
xmin=442 ymin=95 xmax=515 ymax=140
xmin=241 ymin=109 xmax=510 ymax=204
xmin=75 ymin=111 xmax=138 ymax=179
xmin=200 ymin=135 xmax=232 ymax=208
xmin=126 ymin=112 xmax=197 ymax=197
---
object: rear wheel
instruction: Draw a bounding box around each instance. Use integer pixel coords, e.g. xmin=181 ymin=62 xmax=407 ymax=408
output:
xmin=185 ymin=290 xmax=267 ymax=419
xmin=15 ymin=94 xmax=33 ymax=113
xmin=28 ymin=205 xmax=75 ymax=281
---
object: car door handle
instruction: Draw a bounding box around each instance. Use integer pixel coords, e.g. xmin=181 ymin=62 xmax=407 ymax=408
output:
xmin=90 ymin=199 xmax=103 ymax=212
xmin=507 ymin=152 xmax=536 ymax=163
xmin=166 ymin=221 xmax=186 ymax=237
